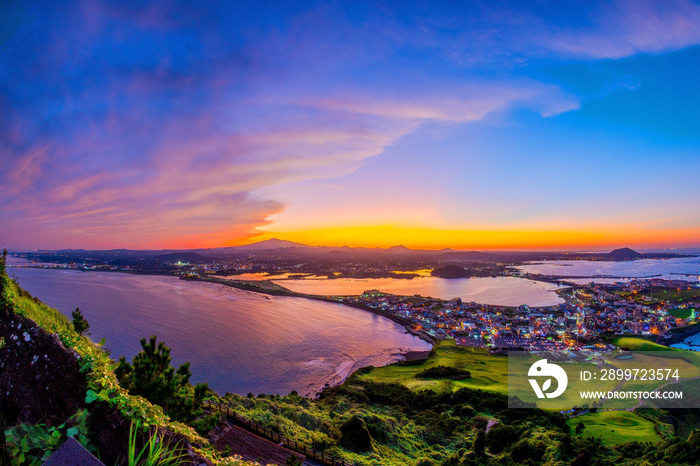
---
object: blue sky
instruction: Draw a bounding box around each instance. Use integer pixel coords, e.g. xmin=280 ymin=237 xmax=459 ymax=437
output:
xmin=1 ymin=0 xmax=700 ymax=249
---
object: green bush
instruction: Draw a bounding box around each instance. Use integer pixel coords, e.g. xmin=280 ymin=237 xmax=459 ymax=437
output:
xmin=116 ymin=336 xmax=208 ymax=424
xmin=414 ymin=366 xmax=471 ymax=380
xmin=339 ymin=415 xmax=373 ymax=453
xmin=0 ymin=250 xmax=17 ymax=311
xmin=4 ymin=409 xmax=93 ymax=466
xmin=191 ymin=414 xmax=220 ymax=435
xmin=71 ymin=307 xmax=90 ymax=336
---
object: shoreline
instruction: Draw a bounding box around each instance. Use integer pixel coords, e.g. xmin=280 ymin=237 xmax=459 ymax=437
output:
xmin=8 ymin=260 xmax=438 ymax=348
xmin=8 ymin=263 xmax=436 ymax=397
xmin=189 ymin=276 xmax=438 ymax=397
xmin=661 ymin=323 xmax=700 ymax=347
xmin=190 ymin=275 xmax=439 ymax=349
xmin=313 ymin=348 xmax=434 ymax=398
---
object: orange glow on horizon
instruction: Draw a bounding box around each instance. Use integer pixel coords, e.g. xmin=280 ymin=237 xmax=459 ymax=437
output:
xmin=138 ymin=223 xmax=700 ymax=251
xmin=250 ymin=225 xmax=700 ymax=251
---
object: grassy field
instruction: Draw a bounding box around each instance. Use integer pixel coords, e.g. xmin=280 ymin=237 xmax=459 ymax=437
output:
xmin=652 ymin=289 xmax=700 ymax=303
xmin=359 ymin=339 xmax=669 ymax=443
xmin=668 ymin=308 xmax=693 ymax=318
xmin=611 ymin=289 xmax=700 ymax=305
xmin=356 ymin=339 xmax=510 ymax=394
xmin=356 ymin=338 xmax=700 ymax=409
xmin=567 ymin=411 xmax=661 ymax=445
xmin=612 ymin=337 xmax=670 ymax=351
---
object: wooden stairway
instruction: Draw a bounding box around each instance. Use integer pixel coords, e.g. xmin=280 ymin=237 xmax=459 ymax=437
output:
xmin=212 ymin=422 xmax=305 ymax=465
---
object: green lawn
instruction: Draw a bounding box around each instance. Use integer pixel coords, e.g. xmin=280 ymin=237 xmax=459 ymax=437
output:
xmin=356 ymin=340 xmax=510 ymax=394
xmin=612 ymin=337 xmax=670 ymax=351
xmin=668 ymin=308 xmax=694 ymax=319
xmin=612 ymin=289 xmax=700 ymax=305
xmin=567 ymin=411 xmax=661 ymax=446
xmin=652 ymin=289 xmax=700 ymax=303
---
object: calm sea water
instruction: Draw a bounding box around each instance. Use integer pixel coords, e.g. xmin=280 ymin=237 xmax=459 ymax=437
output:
xmin=6 ymin=258 xmax=431 ymax=396
xmin=670 ymin=337 xmax=700 ymax=351
xmin=516 ymin=256 xmax=700 ymax=282
xmin=272 ymin=276 xmax=565 ymax=307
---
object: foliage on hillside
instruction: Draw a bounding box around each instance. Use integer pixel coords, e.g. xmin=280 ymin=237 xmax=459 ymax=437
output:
xmin=116 ymin=336 xmax=210 ymax=424
xmin=4 ymin=252 xmax=700 ymax=465
xmin=415 ymin=365 xmax=471 ymax=380
xmin=216 ymin=343 xmax=700 ymax=466
xmin=0 ymin=253 xmax=255 ymax=465
xmin=218 ymin=379 xmax=573 ymax=465
xmin=0 ymin=251 xmax=17 ymax=310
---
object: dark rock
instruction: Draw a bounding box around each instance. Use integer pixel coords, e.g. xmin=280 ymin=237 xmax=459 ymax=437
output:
xmin=0 ymin=309 xmax=86 ymax=426
xmin=87 ymin=402 xmax=131 ymax=466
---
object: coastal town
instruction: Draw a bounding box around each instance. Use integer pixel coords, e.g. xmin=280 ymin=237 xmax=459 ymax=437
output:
xmin=332 ymin=277 xmax=700 ymax=351
xmin=9 ymin=248 xmax=700 ymax=352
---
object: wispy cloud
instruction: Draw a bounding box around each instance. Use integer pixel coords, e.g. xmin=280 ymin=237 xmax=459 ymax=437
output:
xmin=0 ymin=1 xmax=586 ymax=249
xmin=541 ymin=0 xmax=700 ymax=59
xmin=308 ymin=81 xmax=579 ymax=121
xmin=1 ymin=0 xmax=698 ymax=249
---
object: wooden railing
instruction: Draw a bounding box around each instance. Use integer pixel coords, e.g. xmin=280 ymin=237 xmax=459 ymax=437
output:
xmin=203 ymin=400 xmax=352 ymax=466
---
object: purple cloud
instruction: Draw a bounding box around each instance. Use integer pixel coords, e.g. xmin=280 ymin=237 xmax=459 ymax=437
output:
xmin=1 ymin=0 xmax=698 ymax=249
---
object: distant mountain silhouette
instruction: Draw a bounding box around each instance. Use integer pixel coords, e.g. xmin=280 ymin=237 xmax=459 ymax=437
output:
xmin=232 ymin=238 xmax=309 ymax=250
xmin=607 ymin=247 xmax=642 ymax=260
xmin=326 ymin=250 xmax=351 ymax=256
xmin=224 ymin=241 xmax=503 ymax=259
xmin=385 ymin=245 xmax=413 ymax=253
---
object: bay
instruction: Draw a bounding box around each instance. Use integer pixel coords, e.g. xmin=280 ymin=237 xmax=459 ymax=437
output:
xmin=273 ymin=276 xmax=565 ymax=307
xmin=6 ymin=258 xmax=431 ymax=396
xmin=516 ymin=256 xmax=700 ymax=283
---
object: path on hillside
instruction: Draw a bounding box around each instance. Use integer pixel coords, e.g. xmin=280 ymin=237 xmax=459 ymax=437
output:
xmin=210 ymin=420 xmax=307 ymax=465
xmin=204 ymin=400 xmax=349 ymax=466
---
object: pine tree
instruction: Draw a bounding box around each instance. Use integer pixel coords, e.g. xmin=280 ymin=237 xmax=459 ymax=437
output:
xmin=72 ymin=307 xmax=90 ymax=335
xmin=116 ymin=335 xmax=208 ymax=423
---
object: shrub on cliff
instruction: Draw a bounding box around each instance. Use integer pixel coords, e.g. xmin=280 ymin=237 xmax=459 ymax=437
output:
xmin=115 ymin=335 xmax=209 ymax=423
xmin=415 ymin=365 xmax=471 ymax=380
xmin=71 ymin=307 xmax=90 ymax=336
xmin=0 ymin=250 xmax=17 ymax=311
xmin=339 ymin=415 xmax=373 ymax=452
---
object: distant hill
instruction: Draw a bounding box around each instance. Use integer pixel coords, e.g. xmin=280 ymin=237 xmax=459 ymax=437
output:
xmin=386 ymin=245 xmax=411 ymax=253
xmin=385 ymin=245 xmax=412 ymax=254
xmin=431 ymin=265 xmax=471 ymax=278
xmin=230 ymin=238 xmax=309 ymax=251
xmin=326 ymin=250 xmax=352 ymax=257
xmin=154 ymin=252 xmax=208 ymax=263
xmin=607 ymin=248 xmax=642 ymax=260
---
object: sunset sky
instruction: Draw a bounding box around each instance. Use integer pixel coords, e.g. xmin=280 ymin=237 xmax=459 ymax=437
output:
xmin=2 ymin=0 xmax=700 ymax=250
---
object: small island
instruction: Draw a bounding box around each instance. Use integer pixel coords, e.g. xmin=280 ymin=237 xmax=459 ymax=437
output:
xmin=430 ymin=264 xmax=471 ymax=278
xmin=607 ymin=247 xmax=643 ymax=260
